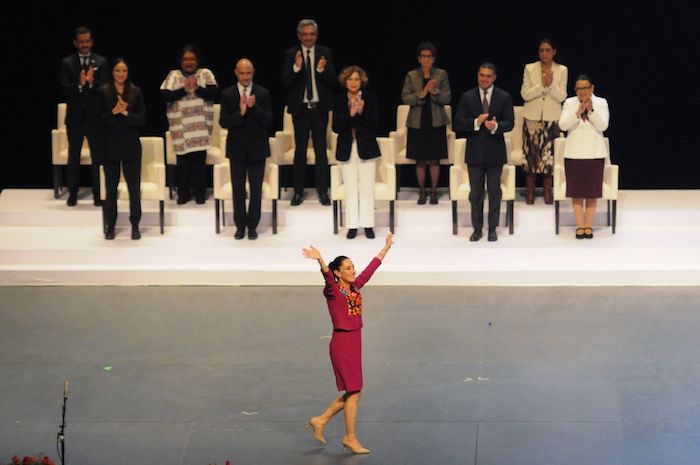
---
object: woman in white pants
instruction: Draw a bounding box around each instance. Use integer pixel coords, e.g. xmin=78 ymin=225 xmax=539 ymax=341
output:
xmin=332 ymin=66 xmax=381 ymax=239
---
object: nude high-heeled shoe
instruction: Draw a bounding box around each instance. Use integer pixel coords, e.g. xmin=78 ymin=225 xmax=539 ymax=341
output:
xmin=306 ymin=418 xmax=326 ymax=444
xmin=342 ymin=437 xmax=370 ymax=454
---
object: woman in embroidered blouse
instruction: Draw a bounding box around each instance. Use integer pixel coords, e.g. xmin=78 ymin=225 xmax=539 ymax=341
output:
xmin=302 ymin=232 xmax=393 ymax=454
xmin=160 ymin=45 xmax=218 ymax=205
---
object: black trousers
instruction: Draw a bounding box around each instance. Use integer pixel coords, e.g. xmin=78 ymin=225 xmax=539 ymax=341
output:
xmin=176 ymin=150 xmax=207 ymax=200
xmin=103 ymin=158 xmax=141 ymax=230
xmin=292 ymin=106 xmax=329 ymax=195
xmin=467 ymin=163 xmax=503 ymax=231
xmin=67 ymin=122 xmax=101 ymax=199
xmin=230 ymin=158 xmax=266 ymax=231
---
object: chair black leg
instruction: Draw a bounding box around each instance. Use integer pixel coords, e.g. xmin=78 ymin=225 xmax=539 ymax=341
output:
xmin=396 ymin=166 xmax=401 ymax=193
xmin=222 ymin=201 xmax=226 ymax=226
xmin=333 ymin=200 xmax=338 ymax=234
xmin=389 ymin=200 xmax=395 ymax=233
xmin=555 ymin=200 xmax=560 ymax=234
xmin=167 ymin=165 xmax=174 ymax=200
xmin=452 ymin=200 xmax=458 ymax=235
xmin=339 ymin=201 xmax=343 ymax=227
xmin=53 ymin=166 xmax=62 ymax=198
xmin=508 ymin=200 xmax=514 ymax=235
xmin=215 ymin=199 xmax=220 ymax=234
xmin=159 ymin=200 xmax=164 ymax=234
xmin=272 ymin=199 xmax=277 ymax=234
xmin=607 ymin=200 xmax=611 ymax=226
xmin=612 ymin=200 xmax=617 ymax=234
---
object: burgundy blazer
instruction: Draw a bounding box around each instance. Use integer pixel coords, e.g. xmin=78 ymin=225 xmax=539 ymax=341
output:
xmin=322 ymin=257 xmax=382 ymax=331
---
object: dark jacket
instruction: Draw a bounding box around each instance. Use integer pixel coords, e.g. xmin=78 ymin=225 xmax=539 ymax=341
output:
xmin=219 ymin=83 xmax=272 ymax=161
xmin=454 ymin=86 xmax=514 ymax=165
xmin=60 ymin=52 xmax=109 ymax=127
xmin=282 ymin=44 xmax=336 ymax=116
xmin=332 ymin=91 xmax=381 ymax=162
xmin=96 ymin=84 xmax=146 ymax=161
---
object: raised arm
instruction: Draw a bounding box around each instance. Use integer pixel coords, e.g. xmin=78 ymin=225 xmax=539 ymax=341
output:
xmin=376 ymin=232 xmax=393 ymax=261
xmin=302 ymin=246 xmax=329 ymax=273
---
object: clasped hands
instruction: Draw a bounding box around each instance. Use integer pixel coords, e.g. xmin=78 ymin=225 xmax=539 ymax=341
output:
xmin=477 ymin=113 xmax=497 ymax=130
xmin=112 ymin=95 xmax=129 ymax=116
xmin=239 ymin=93 xmax=256 ymax=115
xmin=576 ymin=98 xmax=593 ymax=117
xmin=79 ymin=67 xmax=95 ymax=86
xmin=349 ymin=98 xmax=364 ymax=116
xmin=294 ymin=51 xmax=327 ymax=72
xmin=420 ymin=79 xmax=437 ymax=98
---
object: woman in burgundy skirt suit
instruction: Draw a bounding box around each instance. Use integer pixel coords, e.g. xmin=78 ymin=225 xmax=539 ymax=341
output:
xmin=302 ymin=232 xmax=393 ymax=454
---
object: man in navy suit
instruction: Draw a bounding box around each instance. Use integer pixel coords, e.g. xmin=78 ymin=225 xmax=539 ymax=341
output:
xmin=59 ymin=26 xmax=109 ymax=206
xmin=219 ymin=59 xmax=273 ymax=240
xmin=282 ymin=19 xmax=336 ymax=206
xmin=455 ymin=63 xmax=514 ymax=242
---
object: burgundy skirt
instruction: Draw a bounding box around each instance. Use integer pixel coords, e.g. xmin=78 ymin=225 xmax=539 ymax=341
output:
xmin=565 ymin=158 xmax=605 ymax=198
xmin=329 ymin=329 xmax=362 ymax=392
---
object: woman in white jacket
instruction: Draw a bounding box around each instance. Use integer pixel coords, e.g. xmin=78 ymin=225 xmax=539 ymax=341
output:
xmin=558 ymin=75 xmax=610 ymax=239
xmin=520 ymin=39 xmax=567 ymax=204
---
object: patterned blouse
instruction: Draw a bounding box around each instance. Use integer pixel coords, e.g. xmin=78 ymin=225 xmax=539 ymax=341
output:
xmin=340 ymin=286 xmax=363 ymax=316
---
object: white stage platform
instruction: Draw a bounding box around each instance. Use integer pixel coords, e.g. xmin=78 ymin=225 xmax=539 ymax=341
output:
xmin=2 ymin=188 xmax=700 ymax=286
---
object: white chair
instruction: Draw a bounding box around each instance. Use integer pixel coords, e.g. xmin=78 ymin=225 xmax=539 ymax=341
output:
xmin=212 ymin=136 xmax=280 ymax=234
xmin=51 ymin=103 xmax=93 ymax=198
xmin=388 ymin=104 xmax=456 ymax=189
xmin=330 ymin=137 xmax=396 ymax=234
xmin=165 ymin=103 xmax=225 ymax=198
xmin=449 ymin=138 xmax=516 ymax=235
xmin=553 ymin=137 xmax=618 ymax=234
xmin=503 ymin=105 xmax=525 ymax=166
xmin=271 ymin=106 xmax=336 ymax=194
xmin=99 ymin=137 xmax=167 ymax=233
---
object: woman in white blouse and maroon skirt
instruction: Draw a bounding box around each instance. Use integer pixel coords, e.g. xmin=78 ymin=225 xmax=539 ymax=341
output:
xmin=558 ymin=74 xmax=610 ymax=239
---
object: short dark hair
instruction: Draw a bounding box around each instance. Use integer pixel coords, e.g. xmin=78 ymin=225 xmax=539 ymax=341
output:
xmin=576 ymin=74 xmax=593 ymax=85
xmin=479 ymin=62 xmax=498 ymax=74
xmin=339 ymin=66 xmax=369 ymax=88
xmin=416 ymin=42 xmax=437 ymax=58
xmin=74 ymin=27 xmax=91 ymax=38
xmin=538 ymin=38 xmax=557 ymax=50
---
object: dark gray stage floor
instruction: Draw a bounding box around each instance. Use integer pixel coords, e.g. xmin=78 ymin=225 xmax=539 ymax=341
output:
xmin=1 ymin=286 xmax=700 ymax=465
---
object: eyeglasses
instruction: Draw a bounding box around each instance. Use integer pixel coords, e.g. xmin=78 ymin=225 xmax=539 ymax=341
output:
xmin=574 ymin=86 xmax=592 ymax=91
xmin=419 ymin=54 xmax=434 ymax=59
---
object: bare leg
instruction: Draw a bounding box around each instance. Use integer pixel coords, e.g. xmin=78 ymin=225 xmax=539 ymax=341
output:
xmin=342 ymin=391 xmax=369 ymax=452
xmin=309 ymin=395 xmax=345 ymax=444
xmin=584 ymin=198 xmax=597 ymax=228
xmin=572 ymin=198 xmax=584 ymax=228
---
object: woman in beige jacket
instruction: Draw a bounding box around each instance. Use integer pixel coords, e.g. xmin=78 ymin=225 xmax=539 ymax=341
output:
xmin=520 ymin=39 xmax=567 ymax=204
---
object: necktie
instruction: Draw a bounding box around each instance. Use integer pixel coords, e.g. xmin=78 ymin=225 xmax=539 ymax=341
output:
xmin=482 ymin=88 xmax=489 ymax=114
xmin=305 ymin=49 xmax=314 ymax=102
xmin=241 ymin=86 xmax=248 ymax=106
xmin=81 ymin=57 xmax=88 ymax=69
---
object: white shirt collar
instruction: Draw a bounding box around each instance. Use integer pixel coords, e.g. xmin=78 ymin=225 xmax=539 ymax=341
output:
xmin=237 ymin=82 xmax=253 ymax=94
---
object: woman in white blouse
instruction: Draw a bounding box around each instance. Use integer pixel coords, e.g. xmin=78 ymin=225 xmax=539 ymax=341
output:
xmin=520 ymin=39 xmax=567 ymax=204
xmin=558 ymin=75 xmax=610 ymax=239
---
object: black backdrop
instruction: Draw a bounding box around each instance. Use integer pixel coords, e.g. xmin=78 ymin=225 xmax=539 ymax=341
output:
xmin=6 ymin=1 xmax=699 ymax=190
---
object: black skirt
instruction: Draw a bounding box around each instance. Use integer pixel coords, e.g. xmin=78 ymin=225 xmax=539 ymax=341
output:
xmin=565 ymin=158 xmax=605 ymax=198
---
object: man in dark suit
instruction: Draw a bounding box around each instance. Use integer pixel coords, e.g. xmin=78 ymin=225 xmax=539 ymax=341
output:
xmin=59 ymin=26 xmax=109 ymax=206
xmin=219 ymin=58 xmax=273 ymax=240
xmin=282 ymin=19 xmax=336 ymax=206
xmin=455 ymin=63 xmax=514 ymax=242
